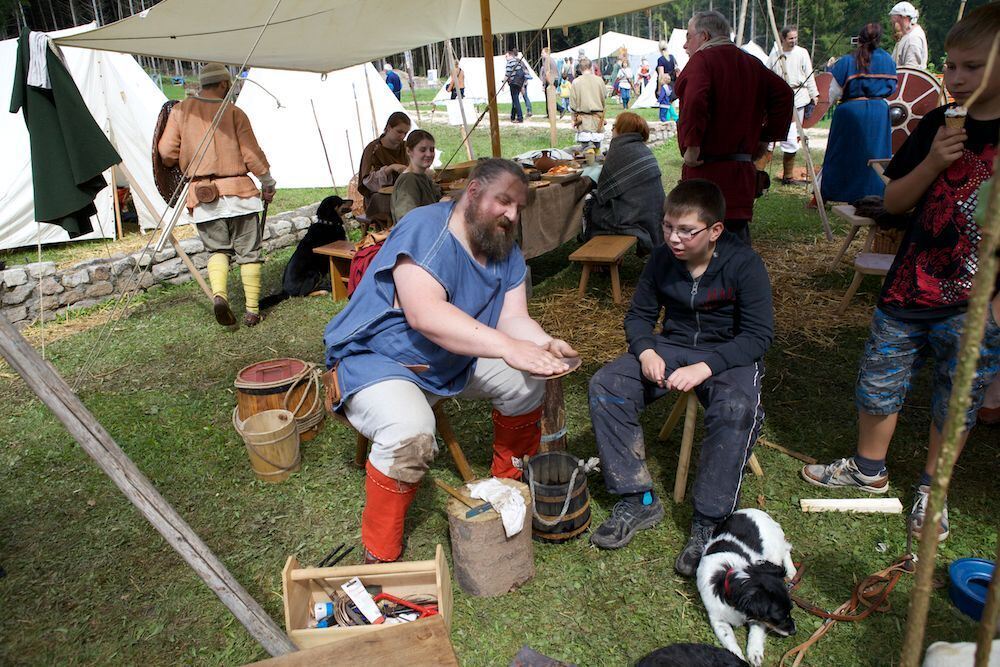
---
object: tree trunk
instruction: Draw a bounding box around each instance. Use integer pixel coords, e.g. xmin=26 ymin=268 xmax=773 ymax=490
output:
xmin=69 ymin=0 xmax=79 ymax=26
xmin=47 ymin=0 xmax=59 ymax=30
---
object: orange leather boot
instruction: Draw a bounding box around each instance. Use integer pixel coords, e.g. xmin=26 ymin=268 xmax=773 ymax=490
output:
xmin=361 ymin=462 xmax=419 ymax=562
xmin=491 ymin=405 xmax=543 ymax=479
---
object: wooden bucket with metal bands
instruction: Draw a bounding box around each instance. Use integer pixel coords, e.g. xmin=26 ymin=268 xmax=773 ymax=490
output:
xmin=234 ymin=358 xmax=325 ymax=442
xmin=525 ymin=451 xmax=591 ymax=544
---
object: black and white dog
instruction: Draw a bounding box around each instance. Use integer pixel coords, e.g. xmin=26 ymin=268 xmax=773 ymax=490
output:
xmin=696 ymin=509 xmax=797 ymax=667
xmin=635 ymin=643 xmax=749 ymax=666
xmin=259 ymin=195 xmax=351 ymax=310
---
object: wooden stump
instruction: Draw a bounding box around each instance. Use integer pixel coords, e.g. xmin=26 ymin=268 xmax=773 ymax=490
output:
xmin=446 ymin=478 xmax=534 ymax=597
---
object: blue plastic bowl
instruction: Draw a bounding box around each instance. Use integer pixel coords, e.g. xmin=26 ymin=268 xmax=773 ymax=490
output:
xmin=948 ymin=558 xmax=995 ymax=623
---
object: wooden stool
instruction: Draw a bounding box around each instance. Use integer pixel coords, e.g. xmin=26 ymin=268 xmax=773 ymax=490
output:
xmin=837 ymin=252 xmax=895 ymax=314
xmin=312 ymin=240 xmax=355 ymax=301
xmin=830 ymin=204 xmax=875 ymax=269
xmin=657 ymin=391 xmax=763 ymax=503
xmin=333 ymin=403 xmax=474 ymax=482
xmin=569 ymin=235 xmax=637 ymax=304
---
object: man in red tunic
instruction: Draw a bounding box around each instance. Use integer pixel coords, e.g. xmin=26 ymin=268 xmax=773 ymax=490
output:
xmin=676 ymin=11 xmax=793 ymax=244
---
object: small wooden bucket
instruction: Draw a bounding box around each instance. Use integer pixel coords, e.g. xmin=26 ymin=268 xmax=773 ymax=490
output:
xmin=232 ymin=408 xmax=301 ymax=483
xmin=235 ymin=358 xmax=325 ymax=442
xmin=524 ymin=451 xmax=591 ymax=543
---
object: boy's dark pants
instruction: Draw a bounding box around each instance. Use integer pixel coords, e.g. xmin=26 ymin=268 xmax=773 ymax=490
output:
xmin=589 ymin=340 xmax=764 ymax=521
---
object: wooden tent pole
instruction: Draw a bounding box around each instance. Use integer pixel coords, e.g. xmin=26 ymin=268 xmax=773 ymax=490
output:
xmin=596 ymin=22 xmax=604 ymax=73
xmin=344 ymin=129 xmax=356 ymax=178
xmin=546 ymin=29 xmax=558 ymax=148
xmin=0 ymin=314 xmax=297 ymax=657
xmin=445 ymin=39 xmax=476 ymax=161
xmin=310 ymin=99 xmax=337 ymax=188
xmin=479 ymin=0 xmax=501 ymax=157
xmin=362 ymin=65 xmax=379 ymax=137
xmin=899 ymin=38 xmax=1000 ymax=667
xmin=736 ymin=0 xmax=750 ymax=46
xmin=404 ymin=51 xmax=423 ymax=123
xmin=351 ymin=82 xmax=367 ymax=161
xmin=764 ymin=0 xmax=832 ymax=241
xmin=110 ymin=167 xmax=124 ymax=241
xmin=957 ymin=0 xmax=968 ymax=20
xmin=975 ymin=540 xmax=1000 ymax=667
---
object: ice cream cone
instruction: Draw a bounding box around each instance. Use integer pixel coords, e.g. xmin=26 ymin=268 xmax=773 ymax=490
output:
xmin=944 ymin=116 xmax=966 ymax=130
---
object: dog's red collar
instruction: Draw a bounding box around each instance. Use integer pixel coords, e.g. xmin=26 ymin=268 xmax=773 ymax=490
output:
xmin=723 ymin=567 xmax=735 ymax=599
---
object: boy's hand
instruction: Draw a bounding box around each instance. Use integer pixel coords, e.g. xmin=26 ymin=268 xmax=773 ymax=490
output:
xmin=666 ymin=362 xmax=713 ymax=393
xmin=926 ymin=126 xmax=968 ymax=172
xmin=639 ymin=349 xmax=667 ymax=387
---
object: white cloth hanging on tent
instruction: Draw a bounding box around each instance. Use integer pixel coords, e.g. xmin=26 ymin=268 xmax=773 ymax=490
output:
xmin=0 ymin=24 xmax=174 ymax=250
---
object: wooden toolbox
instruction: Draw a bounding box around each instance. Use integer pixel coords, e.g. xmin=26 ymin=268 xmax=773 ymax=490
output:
xmin=281 ymin=544 xmax=453 ymax=649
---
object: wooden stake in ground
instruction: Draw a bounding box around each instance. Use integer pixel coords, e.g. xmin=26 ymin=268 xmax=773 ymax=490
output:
xmin=899 ymin=39 xmax=1000 ymax=663
xmin=976 ymin=540 xmax=1000 ymax=667
xmin=445 ymin=39 xmax=476 ymax=162
xmin=478 ymin=0 xmax=501 ymax=157
xmin=539 ymin=379 xmax=567 ymax=452
xmin=764 ymin=0 xmax=833 ymax=241
xmin=0 ymin=314 xmax=297 ymax=657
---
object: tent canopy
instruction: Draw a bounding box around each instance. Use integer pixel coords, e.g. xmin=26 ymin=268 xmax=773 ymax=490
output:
xmin=1 ymin=25 xmax=172 ymax=250
xmin=54 ymin=0 xmax=662 ymax=73
xmin=742 ymin=41 xmax=768 ymax=64
xmin=237 ymin=63 xmax=415 ymax=188
xmin=432 ymin=56 xmax=545 ymax=104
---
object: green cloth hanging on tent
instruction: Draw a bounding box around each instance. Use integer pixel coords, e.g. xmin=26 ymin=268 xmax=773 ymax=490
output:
xmin=9 ymin=32 xmax=121 ymax=238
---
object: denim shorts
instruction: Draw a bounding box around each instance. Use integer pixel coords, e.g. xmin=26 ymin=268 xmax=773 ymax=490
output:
xmin=855 ymin=306 xmax=1000 ymax=430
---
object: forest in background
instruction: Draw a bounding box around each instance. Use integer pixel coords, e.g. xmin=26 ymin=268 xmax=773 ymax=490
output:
xmin=0 ymin=0 xmax=989 ymax=79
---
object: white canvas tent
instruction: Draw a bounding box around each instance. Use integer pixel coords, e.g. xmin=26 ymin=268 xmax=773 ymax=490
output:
xmin=237 ymin=63 xmax=415 ymax=188
xmin=432 ymin=56 xmax=544 ymax=105
xmin=742 ymin=41 xmax=769 ymax=64
xmin=54 ymin=0 xmax=664 ymax=73
xmin=0 ymin=25 xmax=173 ymax=250
xmin=550 ymin=30 xmax=660 ymax=65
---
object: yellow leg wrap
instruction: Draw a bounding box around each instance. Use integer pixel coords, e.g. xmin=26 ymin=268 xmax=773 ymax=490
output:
xmin=206 ymin=253 xmax=229 ymax=299
xmin=241 ymin=262 xmax=262 ymax=314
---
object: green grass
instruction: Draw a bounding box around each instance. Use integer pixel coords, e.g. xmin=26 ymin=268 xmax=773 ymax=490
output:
xmin=1 ymin=124 xmax=996 ymax=667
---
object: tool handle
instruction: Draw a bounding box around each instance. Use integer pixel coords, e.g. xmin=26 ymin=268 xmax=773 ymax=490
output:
xmin=433 ymin=478 xmax=476 ymax=508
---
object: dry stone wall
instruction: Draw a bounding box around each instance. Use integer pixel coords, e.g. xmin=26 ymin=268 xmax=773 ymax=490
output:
xmin=0 ymin=204 xmax=319 ymax=329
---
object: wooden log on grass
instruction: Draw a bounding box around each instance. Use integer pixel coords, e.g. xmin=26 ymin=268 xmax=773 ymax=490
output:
xmin=0 ymin=315 xmax=296 ymax=657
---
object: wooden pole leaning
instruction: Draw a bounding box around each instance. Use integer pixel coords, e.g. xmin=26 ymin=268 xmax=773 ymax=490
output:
xmin=310 ymin=99 xmax=337 ymax=188
xmin=117 ymin=161 xmax=213 ymax=302
xmin=445 ymin=39 xmax=476 ymax=162
xmin=764 ymin=0 xmax=833 ymax=241
xmin=975 ymin=540 xmax=1000 ymax=667
xmin=0 ymin=315 xmax=297 ymax=657
xmin=736 ymin=0 xmax=750 ymax=46
xmin=899 ymin=37 xmax=1000 ymax=665
xmin=545 ymin=31 xmax=558 ymax=149
xmin=110 ymin=167 xmax=124 ymax=240
xmin=479 ymin=0 xmax=502 ymax=157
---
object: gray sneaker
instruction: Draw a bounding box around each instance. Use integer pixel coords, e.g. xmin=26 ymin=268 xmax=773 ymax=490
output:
xmin=590 ymin=497 xmax=664 ymax=549
xmin=801 ymin=457 xmax=889 ymax=493
xmin=909 ymin=484 xmax=950 ymax=542
xmin=675 ymin=519 xmax=717 ymax=577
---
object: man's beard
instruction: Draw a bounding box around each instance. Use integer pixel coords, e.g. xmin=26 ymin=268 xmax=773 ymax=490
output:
xmin=465 ymin=197 xmax=517 ymax=262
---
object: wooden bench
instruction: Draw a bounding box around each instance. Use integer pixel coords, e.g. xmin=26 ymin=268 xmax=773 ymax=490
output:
xmin=312 ymin=240 xmax=355 ymax=301
xmin=568 ymin=235 xmax=637 ymax=304
xmin=838 ymin=252 xmax=895 ymax=314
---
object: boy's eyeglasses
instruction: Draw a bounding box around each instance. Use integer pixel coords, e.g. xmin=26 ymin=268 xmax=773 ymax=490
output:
xmin=662 ymin=225 xmax=709 ymax=241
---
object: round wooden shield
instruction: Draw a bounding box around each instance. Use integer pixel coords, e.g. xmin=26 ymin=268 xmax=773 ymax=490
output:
xmin=151 ymin=100 xmax=185 ymax=207
xmin=802 ymin=71 xmax=833 ymax=129
xmin=886 ymin=67 xmax=945 ymax=153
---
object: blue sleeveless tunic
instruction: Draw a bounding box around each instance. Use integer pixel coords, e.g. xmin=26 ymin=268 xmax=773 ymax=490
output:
xmin=323 ymin=202 xmax=527 ymax=408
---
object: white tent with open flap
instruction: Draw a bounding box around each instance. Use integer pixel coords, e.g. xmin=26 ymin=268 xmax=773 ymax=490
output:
xmin=0 ymin=24 xmax=174 ymax=251
xmin=550 ymin=30 xmax=661 ymax=67
xmin=742 ymin=41 xmax=769 ymax=64
xmin=432 ymin=56 xmax=545 ymax=105
xmin=236 ymin=63 xmax=416 ymax=188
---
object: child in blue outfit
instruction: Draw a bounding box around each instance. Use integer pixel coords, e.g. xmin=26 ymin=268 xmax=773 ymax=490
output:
xmin=657 ymin=73 xmax=678 ymax=123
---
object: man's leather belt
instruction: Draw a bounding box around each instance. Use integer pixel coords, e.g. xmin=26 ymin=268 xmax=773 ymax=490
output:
xmin=700 ymin=153 xmax=753 ymax=164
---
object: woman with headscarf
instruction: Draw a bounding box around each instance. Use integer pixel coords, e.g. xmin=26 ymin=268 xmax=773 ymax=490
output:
xmin=358 ymin=111 xmax=411 ymax=224
xmin=820 ymin=23 xmax=897 ymax=203
xmin=584 ymin=112 xmax=665 ymax=253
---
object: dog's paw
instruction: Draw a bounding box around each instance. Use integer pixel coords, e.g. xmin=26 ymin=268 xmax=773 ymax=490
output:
xmin=746 ymin=646 xmax=764 ymax=667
